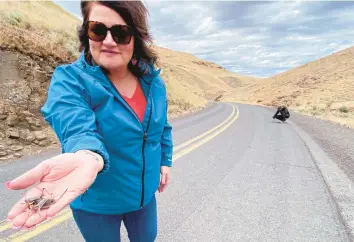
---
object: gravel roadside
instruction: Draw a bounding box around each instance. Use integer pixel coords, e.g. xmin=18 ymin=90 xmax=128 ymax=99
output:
xmin=285 ymin=109 xmax=354 ymax=184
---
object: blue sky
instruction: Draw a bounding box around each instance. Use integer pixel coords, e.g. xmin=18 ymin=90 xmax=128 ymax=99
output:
xmin=53 ymin=1 xmax=354 ymax=78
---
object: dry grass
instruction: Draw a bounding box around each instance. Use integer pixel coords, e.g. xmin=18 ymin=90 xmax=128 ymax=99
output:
xmin=224 ymin=46 xmax=354 ymax=128
xmin=0 ymin=1 xmax=80 ymax=62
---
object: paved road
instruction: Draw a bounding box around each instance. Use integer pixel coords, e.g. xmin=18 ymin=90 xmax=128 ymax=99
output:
xmin=0 ymin=102 xmax=351 ymax=242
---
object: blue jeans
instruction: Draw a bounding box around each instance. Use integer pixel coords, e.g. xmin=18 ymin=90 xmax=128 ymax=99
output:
xmin=71 ymin=195 xmax=157 ymax=242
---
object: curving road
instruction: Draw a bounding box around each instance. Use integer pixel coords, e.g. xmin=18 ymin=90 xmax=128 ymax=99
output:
xmin=0 ymin=102 xmax=352 ymax=242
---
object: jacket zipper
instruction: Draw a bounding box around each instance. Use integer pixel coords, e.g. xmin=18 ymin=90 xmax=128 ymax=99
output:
xmin=141 ymin=103 xmax=152 ymax=207
xmin=105 ymin=74 xmax=154 ymax=208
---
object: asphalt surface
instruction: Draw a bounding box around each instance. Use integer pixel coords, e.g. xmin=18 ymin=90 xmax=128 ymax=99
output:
xmin=288 ymin=110 xmax=354 ymax=184
xmin=0 ymin=102 xmax=351 ymax=242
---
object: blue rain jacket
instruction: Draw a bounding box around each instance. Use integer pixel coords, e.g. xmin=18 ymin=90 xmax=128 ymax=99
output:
xmin=40 ymin=51 xmax=173 ymax=214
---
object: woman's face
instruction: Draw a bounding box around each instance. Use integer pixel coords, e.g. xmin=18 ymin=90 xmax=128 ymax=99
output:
xmin=87 ymin=3 xmax=134 ymax=71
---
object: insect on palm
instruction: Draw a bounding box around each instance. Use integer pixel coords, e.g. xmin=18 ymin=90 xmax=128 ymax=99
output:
xmin=22 ymin=187 xmax=68 ymax=218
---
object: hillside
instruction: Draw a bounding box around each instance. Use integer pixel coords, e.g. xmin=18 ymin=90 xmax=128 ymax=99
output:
xmin=224 ymin=46 xmax=354 ymax=128
xmin=0 ymin=1 xmax=255 ymax=162
xmin=154 ymin=46 xmax=259 ymax=115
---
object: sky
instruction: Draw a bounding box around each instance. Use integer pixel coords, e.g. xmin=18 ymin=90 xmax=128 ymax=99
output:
xmin=53 ymin=0 xmax=354 ymax=78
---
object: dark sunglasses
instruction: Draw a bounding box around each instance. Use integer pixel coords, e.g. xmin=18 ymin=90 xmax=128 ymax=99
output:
xmin=87 ymin=21 xmax=134 ymax=45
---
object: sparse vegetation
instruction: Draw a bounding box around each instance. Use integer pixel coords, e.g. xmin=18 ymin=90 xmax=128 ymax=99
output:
xmin=214 ymin=95 xmax=223 ymax=102
xmin=168 ymin=98 xmax=193 ymax=110
xmin=0 ymin=1 xmax=79 ymax=64
xmin=311 ymin=111 xmax=319 ymax=116
xmin=339 ymin=106 xmax=349 ymax=113
xmin=7 ymin=11 xmax=22 ymax=26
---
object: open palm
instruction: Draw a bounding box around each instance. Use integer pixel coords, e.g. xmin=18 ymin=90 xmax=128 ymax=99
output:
xmin=6 ymin=152 xmax=101 ymax=230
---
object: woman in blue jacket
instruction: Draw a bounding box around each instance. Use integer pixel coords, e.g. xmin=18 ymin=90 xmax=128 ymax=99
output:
xmin=6 ymin=1 xmax=173 ymax=241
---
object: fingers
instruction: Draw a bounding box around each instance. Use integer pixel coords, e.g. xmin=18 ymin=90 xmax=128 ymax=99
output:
xmin=7 ymin=200 xmax=29 ymax=221
xmin=24 ymin=209 xmax=48 ymax=229
xmin=7 ymin=162 xmax=49 ymax=190
xmin=10 ymin=208 xmax=48 ymax=230
xmin=159 ymin=184 xmax=166 ymax=193
xmin=11 ymin=210 xmax=32 ymax=229
xmin=7 ymin=187 xmax=43 ymax=220
xmin=8 ymin=187 xmax=71 ymax=229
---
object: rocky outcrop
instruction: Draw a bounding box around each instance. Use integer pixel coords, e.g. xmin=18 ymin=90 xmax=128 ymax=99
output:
xmin=0 ymin=48 xmax=63 ymax=162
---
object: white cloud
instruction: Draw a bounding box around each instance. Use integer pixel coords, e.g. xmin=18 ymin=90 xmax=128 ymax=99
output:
xmin=194 ymin=17 xmax=217 ymax=35
xmin=53 ymin=0 xmax=354 ymax=78
xmin=285 ymin=35 xmax=321 ymax=42
xmin=156 ymin=2 xmax=354 ymax=77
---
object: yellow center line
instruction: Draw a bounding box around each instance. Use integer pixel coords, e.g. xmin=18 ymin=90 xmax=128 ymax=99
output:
xmin=2 ymin=104 xmax=239 ymax=241
xmin=0 ymin=208 xmax=70 ymax=241
xmin=0 ymin=222 xmax=12 ymax=233
xmin=9 ymin=210 xmax=72 ymax=242
xmin=173 ymin=105 xmax=239 ymax=161
xmin=174 ymin=104 xmax=235 ymax=152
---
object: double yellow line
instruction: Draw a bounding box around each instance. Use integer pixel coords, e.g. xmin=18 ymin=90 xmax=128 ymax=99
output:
xmin=0 ymin=103 xmax=239 ymax=242
xmin=173 ymin=104 xmax=239 ymax=161
xmin=0 ymin=208 xmax=72 ymax=242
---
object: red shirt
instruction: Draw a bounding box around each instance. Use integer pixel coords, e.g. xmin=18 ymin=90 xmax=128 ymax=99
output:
xmin=122 ymin=83 xmax=147 ymax=123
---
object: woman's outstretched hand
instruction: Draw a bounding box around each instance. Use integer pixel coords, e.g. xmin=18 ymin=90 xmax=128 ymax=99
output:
xmin=6 ymin=151 xmax=103 ymax=230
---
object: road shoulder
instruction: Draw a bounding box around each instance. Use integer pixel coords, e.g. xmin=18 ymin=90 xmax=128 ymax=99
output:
xmin=290 ymin=119 xmax=354 ymax=241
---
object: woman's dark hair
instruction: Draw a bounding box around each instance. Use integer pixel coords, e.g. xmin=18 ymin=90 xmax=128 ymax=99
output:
xmin=77 ymin=0 xmax=158 ymax=77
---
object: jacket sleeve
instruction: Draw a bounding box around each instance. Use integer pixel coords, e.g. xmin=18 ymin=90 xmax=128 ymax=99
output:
xmin=160 ymin=97 xmax=173 ymax=167
xmin=40 ymin=66 xmax=110 ymax=173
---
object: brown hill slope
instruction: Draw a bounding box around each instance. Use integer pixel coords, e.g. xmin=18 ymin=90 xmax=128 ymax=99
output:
xmin=0 ymin=1 xmax=255 ymax=162
xmin=225 ymin=46 xmax=354 ymax=128
xmin=155 ymin=46 xmax=259 ymax=115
